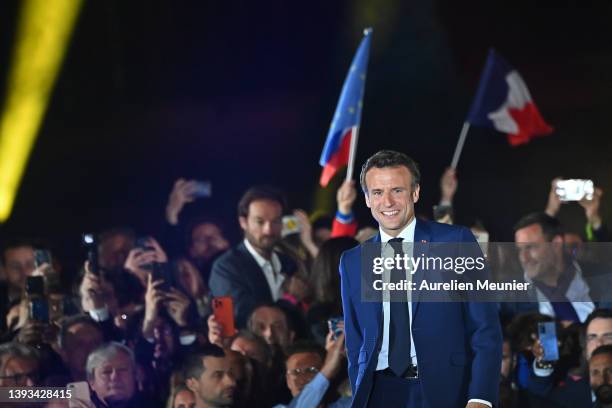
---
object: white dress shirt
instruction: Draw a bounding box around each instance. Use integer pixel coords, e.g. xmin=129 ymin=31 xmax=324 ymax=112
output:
xmin=374 ymin=219 xmax=492 ymax=407
xmin=243 ymin=239 xmax=285 ymax=301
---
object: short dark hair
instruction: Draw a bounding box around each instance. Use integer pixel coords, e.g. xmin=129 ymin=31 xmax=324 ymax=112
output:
xmin=585 ymin=309 xmax=612 ymax=333
xmin=1 ymin=239 xmax=35 ymax=266
xmin=359 ymin=150 xmax=421 ymax=194
xmin=285 ymin=341 xmax=325 ymax=365
xmin=183 ymin=344 xmax=226 ymax=380
xmin=247 ymin=303 xmax=291 ymax=332
xmin=237 ymin=186 xmax=287 ymax=218
xmin=591 ymin=344 xmax=612 ymax=360
xmin=514 ymin=212 xmax=563 ymax=241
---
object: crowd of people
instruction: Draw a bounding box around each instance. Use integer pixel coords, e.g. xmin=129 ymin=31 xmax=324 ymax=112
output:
xmin=0 ymin=162 xmax=610 ymax=408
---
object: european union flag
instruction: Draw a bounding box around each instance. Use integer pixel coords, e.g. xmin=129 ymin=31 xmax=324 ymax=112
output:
xmin=319 ymin=28 xmax=372 ymax=186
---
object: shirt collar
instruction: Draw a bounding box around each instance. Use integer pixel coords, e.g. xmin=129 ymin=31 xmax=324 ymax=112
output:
xmin=379 ymin=217 xmax=416 ymax=243
xmin=243 ymin=238 xmax=280 ymax=270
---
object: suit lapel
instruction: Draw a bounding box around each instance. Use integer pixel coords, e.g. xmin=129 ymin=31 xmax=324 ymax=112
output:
xmin=366 ymin=234 xmax=384 ymax=338
xmin=412 ymin=219 xmax=431 ymax=319
xmin=237 ymin=242 xmax=274 ymax=302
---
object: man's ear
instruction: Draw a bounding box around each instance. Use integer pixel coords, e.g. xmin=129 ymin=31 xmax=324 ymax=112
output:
xmin=289 ymin=330 xmax=296 ymax=344
xmin=185 ymin=377 xmax=198 ymax=393
xmin=412 ymin=185 xmax=420 ymax=203
xmin=364 ymin=192 xmax=371 ymax=208
xmin=552 ymin=235 xmax=564 ymax=244
xmin=238 ymin=216 xmax=248 ymax=231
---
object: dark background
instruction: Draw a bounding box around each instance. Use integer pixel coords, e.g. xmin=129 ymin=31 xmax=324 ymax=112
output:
xmin=1 ymin=0 xmax=611 ymax=263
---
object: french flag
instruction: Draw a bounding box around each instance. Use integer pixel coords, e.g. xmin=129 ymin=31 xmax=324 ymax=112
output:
xmin=467 ymin=49 xmax=553 ymax=146
xmin=319 ymin=29 xmax=372 ymax=186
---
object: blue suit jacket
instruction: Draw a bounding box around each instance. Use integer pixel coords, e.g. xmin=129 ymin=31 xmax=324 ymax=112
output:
xmin=340 ymin=220 xmax=502 ymax=407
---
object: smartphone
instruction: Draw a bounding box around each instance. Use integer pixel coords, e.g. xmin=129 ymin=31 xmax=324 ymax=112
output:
xmin=67 ymin=381 xmax=91 ymax=407
xmin=26 ymin=276 xmax=45 ymax=297
xmin=538 ymin=321 xmax=559 ymax=361
xmin=555 ymin=179 xmax=594 ymax=201
xmin=82 ymin=233 xmax=99 ymax=275
xmin=192 ymin=181 xmax=212 ymax=198
xmin=34 ymin=249 xmax=52 ymax=268
xmin=135 ymin=237 xmax=156 ymax=270
xmin=29 ymin=298 xmax=49 ymax=323
xmin=152 ymin=263 xmax=173 ymax=292
xmin=212 ymin=297 xmax=235 ymax=337
xmin=328 ymin=316 xmax=343 ymax=340
xmin=282 ymin=215 xmax=301 ymax=237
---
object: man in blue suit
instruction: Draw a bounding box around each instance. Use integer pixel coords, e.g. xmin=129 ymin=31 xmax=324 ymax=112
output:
xmin=340 ymin=150 xmax=502 ymax=408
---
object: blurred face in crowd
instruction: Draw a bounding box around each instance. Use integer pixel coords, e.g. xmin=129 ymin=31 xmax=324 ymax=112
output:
xmin=152 ymin=316 xmax=176 ymax=360
xmin=3 ymin=246 xmax=36 ymax=290
xmin=89 ymin=350 xmax=136 ymax=404
xmin=176 ymin=258 xmax=205 ymax=299
xmin=0 ymin=355 xmax=38 ymax=387
xmin=62 ymin=322 xmax=104 ymax=381
xmin=189 ymin=223 xmax=229 ymax=262
xmin=248 ymin=306 xmax=294 ymax=349
xmin=589 ymin=352 xmax=612 ymax=405
xmin=225 ymin=350 xmax=250 ymax=404
xmin=586 ymin=318 xmax=612 ymax=359
xmin=186 ymin=356 xmax=236 ymax=408
xmin=515 ymin=223 xmax=563 ymax=282
xmin=364 ymin=166 xmax=420 ymax=237
xmin=173 ymin=389 xmax=196 ymax=408
xmin=98 ymin=233 xmax=134 ymax=272
xmin=239 ymin=200 xmax=283 ymax=257
xmin=231 ymin=336 xmax=268 ymax=366
xmin=500 ymin=340 xmax=514 ymax=381
xmin=285 ymin=352 xmax=323 ymax=397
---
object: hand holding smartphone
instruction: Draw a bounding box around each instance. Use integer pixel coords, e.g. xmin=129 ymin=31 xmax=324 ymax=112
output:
xmin=212 ymin=297 xmax=235 ymax=337
xmin=538 ymin=321 xmax=559 ymax=362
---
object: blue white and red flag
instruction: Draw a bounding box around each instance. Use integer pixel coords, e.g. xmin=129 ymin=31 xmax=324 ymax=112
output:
xmin=467 ymin=49 xmax=553 ymax=146
xmin=319 ymin=29 xmax=372 ymax=186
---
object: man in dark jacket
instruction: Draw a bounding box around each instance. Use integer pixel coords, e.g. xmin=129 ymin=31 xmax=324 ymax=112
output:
xmin=209 ymin=186 xmax=295 ymax=328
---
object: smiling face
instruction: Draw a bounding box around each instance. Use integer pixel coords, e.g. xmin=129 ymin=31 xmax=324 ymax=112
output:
xmin=364 ymin=166 xmax=420 ymax=237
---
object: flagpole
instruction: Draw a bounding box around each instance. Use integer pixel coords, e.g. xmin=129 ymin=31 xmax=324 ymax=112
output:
xmin=450 ymin=121 xmax=470 ymax=169
xmin=345 ymin=126 xmax=359 ymax=181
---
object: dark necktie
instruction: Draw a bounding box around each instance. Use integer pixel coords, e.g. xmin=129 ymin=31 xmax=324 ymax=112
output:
xmin=388 ymin=237 xmax=413 ymax=376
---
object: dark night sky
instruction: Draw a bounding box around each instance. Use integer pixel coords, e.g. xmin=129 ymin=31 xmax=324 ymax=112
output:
xmin=1 ymin=0 xmax=611 ymax=264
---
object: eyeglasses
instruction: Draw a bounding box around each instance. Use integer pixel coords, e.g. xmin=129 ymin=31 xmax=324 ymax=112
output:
xmin=287 ymin=367 xmax=319 ymax=376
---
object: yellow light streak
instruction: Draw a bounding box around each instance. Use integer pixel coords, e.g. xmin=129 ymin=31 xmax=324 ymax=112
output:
xmin=0 ymin=0 xmax=83 ymax=221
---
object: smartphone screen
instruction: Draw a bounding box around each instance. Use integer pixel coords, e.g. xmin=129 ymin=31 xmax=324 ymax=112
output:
xmin=213 ymin=297 xmax=235 ymax=337
xmin=25 ymin=276 xmax=45 ymax=297
xmin=192 ymin=181 xmax=212 ymax=198
xmin=328 ymin=316 xmax=343 ymax=340
xmin=538 ymin=321 xmax=559 ymax=361
xmin=152 ymin=263 xmax=173 ymax=292
xmin=34 ymin=249 xmax=52 ymax=268
xmin=29 ymin=298 xmax=49 ymax=323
